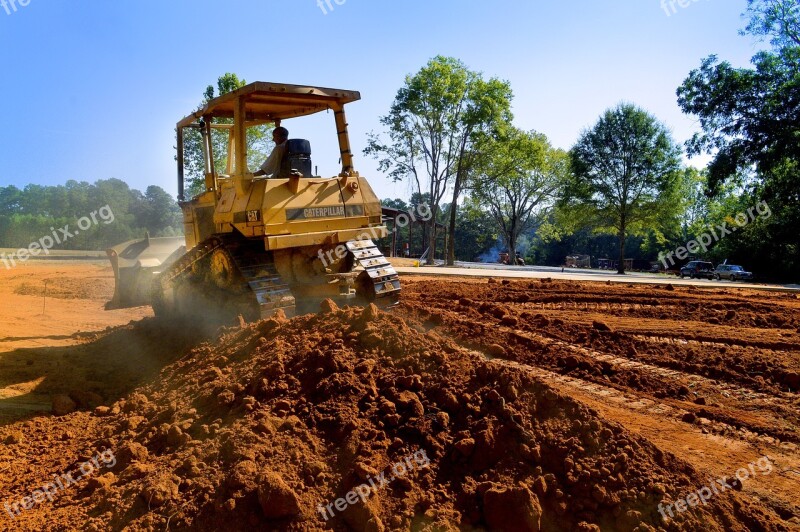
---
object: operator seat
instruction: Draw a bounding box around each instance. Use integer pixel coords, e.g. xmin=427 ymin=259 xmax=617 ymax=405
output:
xmin=278 ymin=139 xmax=312 ymax=178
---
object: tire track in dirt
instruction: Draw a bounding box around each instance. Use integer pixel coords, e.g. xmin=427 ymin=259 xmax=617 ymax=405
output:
xmin=402 ymin=278 xmax=799 ymax=425
xmin=401 ymin=306 xmax=800 ymax=443
xmin=507 ymin=326 xmax=797 ymax=435
xmin=399 ymin=276 xmax=800 ymax=526
xmin=477 ymin=354 xmax=800 ymax=526
xmin=434 ymin=308 xmax=800 ymax=445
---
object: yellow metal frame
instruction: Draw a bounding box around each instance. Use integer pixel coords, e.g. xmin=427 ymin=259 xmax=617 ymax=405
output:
xmin=176 ymin=81 xmax=386 ymax=251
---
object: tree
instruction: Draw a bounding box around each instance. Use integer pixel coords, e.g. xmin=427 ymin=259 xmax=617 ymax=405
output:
xmin=567 ymin=104 xmax=683 ymax=274
xmin=381 ymin=197 xmax=409 ymax=257
xmin=132 ymin=186 xmax=182 ymax=235
xmin=677 ymin=48 xmax=800 ymax=193
xmin=365 ymin=56 xmax=512 ymax=265
xmin=742 ymin=0 xmax=800 ymax=49
xmin=445 ymin=76 xmax=512 ymax=265
xmin=472 ymin=128 xmax=568 ymax=263
xmin=0 ymin=186 xmax=21 ymax=215
xmin=452 ymin=197 xmax=498 ymax=262
xmin=677 ymin=0 xmax=800 ymax=280
xmin=0 ymin=180 xmax=183 ymax=250
xmin=181 ymin=73 xmax=272 ymax=197
xmin=678 ymin=168 xmax=712 ymax=239
xmin=679 ymin=0 xmax=799 ymax=193
xmin=381 ymin=195 xmax=437 ymax=258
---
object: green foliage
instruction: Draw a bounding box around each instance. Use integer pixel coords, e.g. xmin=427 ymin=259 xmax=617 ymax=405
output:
xmin=381 ymin=192 xmax=498 ymax=261
xmin=367 ymin=56 xmax=475 ymax=188
xmin=702 ymin=164 xmax=800 ymax=279
xmin=677 ymin=167 xmax=713 ymax=239
xmin=453 ymin=197 xmax=500 ymax=261
xmin=181 ymin=73 xmax=272 ymax=197
xmin=444 ymin=75 xmax=514 ymax=264
xmin=675 ymin=1 xmax=800 ymax=280
xmin=471 ymin=128 xmax=568 ymax=260
xmin=365 ymin=56 xmax=513 ymax=264
xmin=677 ymin=48 xmax=800 ymax=193
xmin=742 ymin=0 xmax=800 ymax=49
xmin=565 ymin=103 xmax=683 ymax=272
xmin=531 ymin=224 xmax=648 ymax=267
xmin=0 ymin=180 xmax=181 ymax=251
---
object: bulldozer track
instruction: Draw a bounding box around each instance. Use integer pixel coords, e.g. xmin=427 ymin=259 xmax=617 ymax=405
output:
xmin=154 ymin=235 xmax=295 ymax=322
xmin=231 ymin=245 xmax=296 ymax=319
xmin=346 ymin=239 xmax=401 ymax=307
xmin=153 ymin=235 xmax=400 ymax=323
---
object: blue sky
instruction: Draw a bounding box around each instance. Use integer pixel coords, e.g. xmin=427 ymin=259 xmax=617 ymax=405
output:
xmin=0 ymin=0 xmax=762 ymax=201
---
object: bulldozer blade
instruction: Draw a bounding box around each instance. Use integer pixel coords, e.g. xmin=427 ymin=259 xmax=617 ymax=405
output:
xmin=106 ymin=234 xmax=185 ymax=309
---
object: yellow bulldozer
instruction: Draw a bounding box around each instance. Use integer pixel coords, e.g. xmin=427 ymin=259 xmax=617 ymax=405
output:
xmin=106 ymin=82 xmax=400 ymax=323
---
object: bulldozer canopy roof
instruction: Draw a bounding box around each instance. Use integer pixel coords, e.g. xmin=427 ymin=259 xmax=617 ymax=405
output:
xmin=177 ymin=82 xmax=361 ymax=127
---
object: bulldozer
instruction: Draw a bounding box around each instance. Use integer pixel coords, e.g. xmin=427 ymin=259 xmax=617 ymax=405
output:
xmin=106 ymin=82 xmax=400 ymax=324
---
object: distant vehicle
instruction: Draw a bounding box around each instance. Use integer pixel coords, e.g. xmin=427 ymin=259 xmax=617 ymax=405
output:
xmin=565 ymin=255 xmax=591 ymax=268
xmin=680 ymin=260 xmax=715 ymax=279
xmin=499 ymin=251 xmax=525 ymax=266
xmin=714 ymin=264 xmax=754 ymax=281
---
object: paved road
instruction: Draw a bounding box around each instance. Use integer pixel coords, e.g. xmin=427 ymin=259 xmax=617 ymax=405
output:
xmin=395 ymin=262 xmax=800 ymax=293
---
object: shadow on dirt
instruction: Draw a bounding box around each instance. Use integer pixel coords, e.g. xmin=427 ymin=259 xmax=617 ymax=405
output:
xmin=0 ymin=318 xmax=218 ymax=427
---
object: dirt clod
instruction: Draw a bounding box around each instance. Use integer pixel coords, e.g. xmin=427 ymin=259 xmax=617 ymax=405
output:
xmin=592 ymin=321 xmax=612 ymax=332
xmin=257 ymin=471 xmax=301 ymax=519
xmin=319 ymin=298 xmax=339 ymax=314
xmin=141 ymin=474 xmax=179 ymax=508
xmin=4 ymin=431 xmax=24 ymax=444
xmin=51 ymin=394 xmax=77 ymax=416
xmin=483 ymin=485 xmax=542 ymax=531
xmin=487 ymin=344 xmax=506 ymax=357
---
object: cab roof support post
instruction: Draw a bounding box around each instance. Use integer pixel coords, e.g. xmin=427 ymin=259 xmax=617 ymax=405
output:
xmin=177 ymin=127 xmax=185 ymax=201
xmin=234 ymin=96 xmax=248 ymax=177
xmin=333 ymin=103 xmax=354 ymax=175
xmin=204 ymin=119 xmax=217 ymax=193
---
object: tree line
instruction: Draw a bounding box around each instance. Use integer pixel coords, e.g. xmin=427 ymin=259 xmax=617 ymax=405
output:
xmin=0 ymin=179 xmax=182 ymax=251
xmin=366 ymin=0 xmax=799 ymax=281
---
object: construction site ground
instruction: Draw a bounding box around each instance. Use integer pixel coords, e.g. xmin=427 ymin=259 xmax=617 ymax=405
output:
xmin=0 ymin=260 xmax=798 ymax=530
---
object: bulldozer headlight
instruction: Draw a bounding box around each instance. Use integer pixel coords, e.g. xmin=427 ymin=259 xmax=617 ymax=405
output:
xmin=247 ymin=210 xmax=261 ymax=222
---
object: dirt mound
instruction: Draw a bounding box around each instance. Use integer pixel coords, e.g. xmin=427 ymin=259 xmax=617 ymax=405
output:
xmin=0 ymin=302 xmax=787 ymax=530
xmin=402 ymin=278 xmax=800 ymax=443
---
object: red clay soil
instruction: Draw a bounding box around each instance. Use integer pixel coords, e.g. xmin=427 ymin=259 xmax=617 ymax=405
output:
xmin=400 ymin=278 xmax=800 ymax=443
xmin=0 ymin=299 xmax=790 ymax=531
xmin=399 ymin=277 xmax=800 ymax=526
